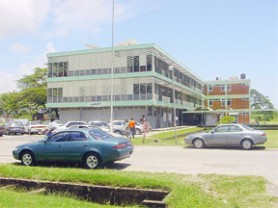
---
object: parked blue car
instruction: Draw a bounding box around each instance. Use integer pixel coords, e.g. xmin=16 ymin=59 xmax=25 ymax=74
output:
xmin=13 ymin=128 xmax=134 ymax=169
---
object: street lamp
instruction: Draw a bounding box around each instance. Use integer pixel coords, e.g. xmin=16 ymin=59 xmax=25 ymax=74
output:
xmin=201 ymin=98 xmax=205 ymax=127
xmin=168 ymin=65 xmax=177 ymax=144
xmin=110 ymin=0 xmax=115 ymax=134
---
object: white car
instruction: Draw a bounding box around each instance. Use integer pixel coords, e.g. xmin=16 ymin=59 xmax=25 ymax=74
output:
xmin=27 ymin=121 xmax=47 ymax=135
xmin=112 ymin=120 xmax=143 ymax=135
xmin=57 ymin=121 xmax=87 ymax=131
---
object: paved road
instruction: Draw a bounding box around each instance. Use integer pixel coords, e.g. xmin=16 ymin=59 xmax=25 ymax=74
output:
xmin=1 ymin=134 xmax=278 ymax=196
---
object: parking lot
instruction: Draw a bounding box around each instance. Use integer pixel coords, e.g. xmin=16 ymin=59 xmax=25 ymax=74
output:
xmin=0 ymin=134 xmax=278 ymax=196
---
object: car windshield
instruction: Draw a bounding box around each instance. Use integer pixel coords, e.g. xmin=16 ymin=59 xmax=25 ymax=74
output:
xmin=89 ymin=129 xmax=114 ymax=140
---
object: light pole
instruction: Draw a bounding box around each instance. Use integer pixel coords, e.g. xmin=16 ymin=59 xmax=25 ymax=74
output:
xmin=110 ymin=0 xmax=115 ymax=134
xmin=169 ymin=65 xmax=177 ymax=144
xmin=201 ymin=98 xmax=205 ymax=126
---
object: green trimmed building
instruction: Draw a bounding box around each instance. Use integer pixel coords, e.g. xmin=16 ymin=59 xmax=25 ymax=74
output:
xmin=46 ymin=42 xmax=204 ymax=128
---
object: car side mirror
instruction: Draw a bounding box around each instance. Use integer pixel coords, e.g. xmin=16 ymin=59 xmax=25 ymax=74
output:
xmin=211 ymin=129 xmax=215 ymax=134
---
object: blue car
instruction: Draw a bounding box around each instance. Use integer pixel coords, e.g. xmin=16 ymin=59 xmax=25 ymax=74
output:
xmin=13 ymin=128 xmax=134 ymax=169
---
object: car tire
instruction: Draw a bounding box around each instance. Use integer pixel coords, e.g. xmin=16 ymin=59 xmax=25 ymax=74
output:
xmin=135 ymin=128 xmax=141 ymax=135
xmin=21 ymin=151 xmax=35 ymax=166
xmin=193 ymin=138 xmax=205 ymax=149
xmin=84 ymin=152 xmax=101 ymax=169
xmin=241 ymin=139 xmax=253 ymax=150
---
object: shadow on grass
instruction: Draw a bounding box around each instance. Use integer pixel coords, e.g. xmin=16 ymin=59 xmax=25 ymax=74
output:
xmin=183 ymin=145 xmax=266 ymax=151
xmin=12 ymin=161 xmax=131 ymax=170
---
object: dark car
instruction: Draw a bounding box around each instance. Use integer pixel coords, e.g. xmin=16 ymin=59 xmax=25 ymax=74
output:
xmin=4 ymin=121 xmax=25 ymax=135
xmin=185 ymin=124 xmax=267 ymax=150
xmin=0 ymin=125 xmax=4 ymax=137
xmin=13 ymin=128 xmax=134 ymax=169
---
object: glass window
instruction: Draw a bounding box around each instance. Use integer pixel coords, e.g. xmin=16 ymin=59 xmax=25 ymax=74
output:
xmin=228 ymin=125 xmax=243 ymax=132
xmin=68 ymin=132 xmax=87 ymax=141
xmin=147 ymin=55 xmax=152 ymax=71
xmin=48 ymin=132 xmax=68 ymax=142
xmin=214 ymin=126 xmax=229 ymax=132
xmin=89 ymin=129 xmax=113 ymax=140
xmin=133 ymin=56 xmax=139 ymax=72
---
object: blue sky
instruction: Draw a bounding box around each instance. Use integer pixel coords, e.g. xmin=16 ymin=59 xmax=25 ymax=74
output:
xmin=0 ymin=0 xmax=277 ymax=107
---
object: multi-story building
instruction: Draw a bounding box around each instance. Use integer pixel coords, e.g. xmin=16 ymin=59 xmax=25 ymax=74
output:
xmin=204 ymin=74 xmax=251 ymax=124
xmin=46 ymin=42 xmax=204 ymax=128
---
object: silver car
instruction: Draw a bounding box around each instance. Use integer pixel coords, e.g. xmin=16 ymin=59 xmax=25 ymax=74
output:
xmin=185 ymin=124 xmax=267 ymax=150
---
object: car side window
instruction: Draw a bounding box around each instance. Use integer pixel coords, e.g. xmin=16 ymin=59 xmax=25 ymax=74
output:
xmin=214 ymin=126 xmax=229 ymax=132
xmin=228 ymin=126 xmax=243 ymax=132
xmin=68 ymin=132 xmax=87 ymax=141
xmin=48 ymin=132 xmax=68 ymax=142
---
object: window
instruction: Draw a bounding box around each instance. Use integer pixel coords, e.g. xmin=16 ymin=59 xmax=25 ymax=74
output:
xmin=228 ymin=125 xmax=243 ymax=132
xmin=146 ymin=55 xmax=152 ymax=71
xmin=68 ymin=132 xmax=86 ymax=141
xmin=209 ymin=99 xmax=213 ymax=107
xmin=214 ymin=126 xmax=229 ymax=132
xmin=133 ymin=56 xmax=139 ymax=72
xmin=49 ymin=132 xmax=68 ymax=142
xmin=48 ymin=62 xmax=68 ymax=77
xmin=208 ymin=85 xmax=212 ymax=92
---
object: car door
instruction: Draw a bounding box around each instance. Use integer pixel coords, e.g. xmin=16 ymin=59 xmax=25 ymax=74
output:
xmin=61 ymin=131 xmax=89 ymax=161
xmin=225 ymin=125 xmax=244 ymax=145
xmin=207 ymin=125 xmax=230 ymax=146
xmin=37 ymin=132 xmax=69 ymax=161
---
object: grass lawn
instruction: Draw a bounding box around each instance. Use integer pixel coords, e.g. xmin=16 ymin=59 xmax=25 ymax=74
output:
xmin=0 ymin=164 xmax=277 ymax=208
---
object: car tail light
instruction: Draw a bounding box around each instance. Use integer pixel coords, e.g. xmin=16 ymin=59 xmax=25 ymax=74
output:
xmin=261 ymin=133 xmax=266 ymax=136
xmin=113 ymin=143 xmax=127 ymax=149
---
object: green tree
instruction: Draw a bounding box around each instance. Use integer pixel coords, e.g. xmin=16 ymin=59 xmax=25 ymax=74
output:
xmin=250 ymin=89 xmax=275 ymax=122
xmin=250 ymin=89 xmax=274 ymax=109
xmin=0 ymin=67 xmax=47 ymax=120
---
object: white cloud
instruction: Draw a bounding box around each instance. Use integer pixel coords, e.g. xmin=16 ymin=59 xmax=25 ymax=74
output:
xmin=0 ymin=69 xmax=20 ymax=93
xmin=10 ymin=43 xmax=31 ymax=53
xmin=0 ymin=0 xmax=50 ymax=37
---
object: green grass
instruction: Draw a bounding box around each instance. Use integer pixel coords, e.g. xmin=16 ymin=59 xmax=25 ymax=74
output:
xmin=132 ymin=126 xmax=203 ymax=146
xmin=263 ymin=130 xmax=278 ymax=148
xmin=0 ymin=164 xmax=277 ymax=208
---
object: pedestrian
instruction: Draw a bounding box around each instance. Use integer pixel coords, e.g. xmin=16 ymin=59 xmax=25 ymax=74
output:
xmin=128 ymin=118 xmax=136 ymax=138
xmin=142 ymin=119 xmax=150 ymax=144
xmin=140 ymin=115 xmax=145 ymax=124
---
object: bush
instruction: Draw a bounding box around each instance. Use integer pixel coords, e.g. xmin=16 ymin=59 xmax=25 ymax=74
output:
xmin=220 ymin=116 xmax=236 ymax=124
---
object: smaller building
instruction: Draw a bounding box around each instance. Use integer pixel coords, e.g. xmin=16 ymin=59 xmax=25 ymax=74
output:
xmin=204 ymin=74 xmax=251 ymax=124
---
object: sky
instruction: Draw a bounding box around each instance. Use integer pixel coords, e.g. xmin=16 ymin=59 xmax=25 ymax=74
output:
xmin=0 ymin=0 xmax=277 ymax=108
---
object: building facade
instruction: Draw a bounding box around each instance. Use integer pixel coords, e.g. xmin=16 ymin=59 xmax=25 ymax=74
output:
xmin=204 ymin=75 xmax=251 ymax=124
xmin=46 ymin=43 xmax=204 ymax=128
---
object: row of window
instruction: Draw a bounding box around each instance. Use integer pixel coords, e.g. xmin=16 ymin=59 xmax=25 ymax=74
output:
xmin=208 ymin=83 xmax=249 ymax=92
xmin=48 ymin=56 xmax=203 ymax=94
xmin=208 ymin=98 xmax=249 ymax=107
xmin=154 ymin=57 xmax=202 ymax=91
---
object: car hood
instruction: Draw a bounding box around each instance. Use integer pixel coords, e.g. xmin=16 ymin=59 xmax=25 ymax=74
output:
xmin=16 ymin=140 xmax=45 ymax=148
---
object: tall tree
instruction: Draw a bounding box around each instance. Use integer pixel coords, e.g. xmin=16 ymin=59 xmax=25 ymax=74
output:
xmin=250 ymin=89 xmax=274 ymax=109
xmin=0 ymin=67 xmax=47 ymax=120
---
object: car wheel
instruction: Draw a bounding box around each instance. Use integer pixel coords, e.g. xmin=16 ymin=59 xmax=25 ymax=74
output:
xmin=84 ymin=152 xmax=100 ymax=169
xmin=241 ymin=139 xmax=253 ymax=150
xmin=135 ymin=128 xmax=141 ymax=135
xmin=193 ymin=138 xmax=205 ymax=149
xmin=114 ymin=130 xmax=122 ymax=135
xmin=21 ymin=151 xmax=35 ymax=166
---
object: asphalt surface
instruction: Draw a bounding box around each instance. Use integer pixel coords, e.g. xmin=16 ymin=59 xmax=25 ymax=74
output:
xmin=0 ymin=134 xmax=277 ymax=196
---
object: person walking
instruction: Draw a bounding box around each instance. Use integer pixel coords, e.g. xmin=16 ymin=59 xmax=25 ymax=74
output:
xmin=142 ymin=119 xmax=149 ymax=144
xmin=128 ymin=118 xmax=136 ymax=138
